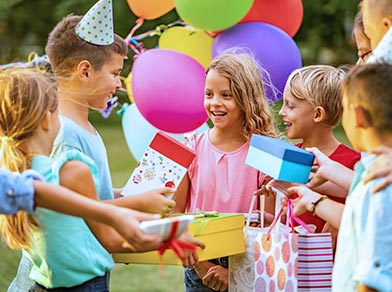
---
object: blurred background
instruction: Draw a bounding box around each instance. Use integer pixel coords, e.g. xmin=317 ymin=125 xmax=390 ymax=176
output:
xmin=0 ymin=0 xmax=357 ymax=291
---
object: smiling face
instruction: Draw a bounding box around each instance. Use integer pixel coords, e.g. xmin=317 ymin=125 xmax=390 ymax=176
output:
xmin=204 ymin=69 xmax=244 ymax=132
xmin=279 ymin=84 xmax=316 ymax=140
xmin=85 ymin=52 xmax=124 ymax=110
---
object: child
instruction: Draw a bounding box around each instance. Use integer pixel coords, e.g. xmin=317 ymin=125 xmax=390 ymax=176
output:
xmin=46 ymin=11 xmax=174 ymax=210
xmin=173 ymin=53 xmax=277 ymax=292
xmin=289 ymin=63 xmax=392 ymax=291
xmin=277 ymin=65 xmax=360 ymax=232
xmin=10 ymin=2 xmax=178 ymax=289
xmin=0 ymin=67 xmax=203 ymax=291
xmin=0 ymin=167 xmax=163 ymax=249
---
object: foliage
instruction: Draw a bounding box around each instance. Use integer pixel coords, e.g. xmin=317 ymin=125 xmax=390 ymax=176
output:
xmin=1 ymin=0 xmax=359 ymax=67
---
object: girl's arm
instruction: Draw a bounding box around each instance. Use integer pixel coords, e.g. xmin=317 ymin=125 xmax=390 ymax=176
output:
xmin=33 ymin=180 xmax=163 ymax=252
xmin=171 ymin=174 xmax=190 ymax=213
xmin=363 ymin=146 xmax=392 ymax=193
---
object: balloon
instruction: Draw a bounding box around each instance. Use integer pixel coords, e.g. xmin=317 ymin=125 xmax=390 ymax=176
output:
xmin=158 ymin=26 xmax=213 ymax=68
xmin=132 ymin=49 xmax=208 ymax=133
xmin=240 ymin=0 xmax=303 ymax=37
xmin=212 ymin=22 xmax=302 ymax=102
xmin=121 ymin=103 xmax=210 ymax=160
xmin=175 ymin=0 xmax=254 ymax=31
xmin=127 ymin=0 xmax=175 ymax=20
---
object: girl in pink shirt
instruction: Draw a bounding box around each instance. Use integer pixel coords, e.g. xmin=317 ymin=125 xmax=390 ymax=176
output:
xmin=173 ymin=53 xmax=278 ymax=292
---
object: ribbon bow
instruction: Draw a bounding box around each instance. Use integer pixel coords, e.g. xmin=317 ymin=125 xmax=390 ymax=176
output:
xmin=157 ymin=218 xmax=196 ymax=264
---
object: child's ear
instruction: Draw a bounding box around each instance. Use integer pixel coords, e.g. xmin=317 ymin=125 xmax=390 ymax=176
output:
xmin=41 ymin=112 xmax=52 ymax=131
xmin=77 ymin=60 xmax=93 ymax=81
xmin=313 ymin=106 xmax=326 ymax=123
xmin=354 ymin=105 xmax=371 ymax=128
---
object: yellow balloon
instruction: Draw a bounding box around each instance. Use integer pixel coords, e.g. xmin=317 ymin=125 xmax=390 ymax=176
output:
xmin=122 ymin=73 xmax=134 ymax=103
xmin=158 ymin=26 xmax=213 ymax=68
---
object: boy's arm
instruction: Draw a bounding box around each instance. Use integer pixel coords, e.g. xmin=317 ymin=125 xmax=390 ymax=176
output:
xmin=363 ymin=146 xmax=392 ymax=193
xmin=287 ymin=185 xmax=344 ymax=229
xmin=59 ymin=160 xmax=163 ymax=253
xmin=354 ymin=184 xmax=392 ymax=292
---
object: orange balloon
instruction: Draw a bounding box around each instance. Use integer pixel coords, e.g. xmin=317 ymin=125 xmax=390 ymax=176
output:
xmin=127 ymin=0 xmax=175 ymax=20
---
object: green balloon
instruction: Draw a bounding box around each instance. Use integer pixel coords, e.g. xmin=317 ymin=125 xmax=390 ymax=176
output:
xmin=175 ymin=0 xmax=254 ymax=31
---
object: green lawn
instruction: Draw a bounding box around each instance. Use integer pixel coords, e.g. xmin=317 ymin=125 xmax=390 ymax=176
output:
xmin=0 ymin=111 xmax=350 ymax=291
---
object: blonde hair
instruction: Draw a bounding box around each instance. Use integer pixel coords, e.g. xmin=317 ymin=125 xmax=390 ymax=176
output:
xmin=286 ymin=65 xmax=346 ymax=127
xmin=206 ymin=53 xmax=277 ymax=140
xmin=0 ymin=68 xmax=58 ymax=249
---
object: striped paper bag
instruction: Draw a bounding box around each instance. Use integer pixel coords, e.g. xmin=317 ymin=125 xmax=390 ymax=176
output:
xmin=297 ymin=233 xmax=333 ymax=291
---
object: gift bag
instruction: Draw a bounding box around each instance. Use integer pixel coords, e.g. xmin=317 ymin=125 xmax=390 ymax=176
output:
xmin=229 ymin=194 xmax=297 ymax=292
xmin=229 ymin=197 xmax=333 ymax=292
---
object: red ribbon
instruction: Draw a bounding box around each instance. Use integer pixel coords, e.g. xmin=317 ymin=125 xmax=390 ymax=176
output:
xmin=157 ymin=218 xmax=196 ymax=262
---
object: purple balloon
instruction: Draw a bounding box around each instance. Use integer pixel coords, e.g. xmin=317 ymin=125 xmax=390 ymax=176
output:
xmin=212 ymin=22 xmax=302 ymax=102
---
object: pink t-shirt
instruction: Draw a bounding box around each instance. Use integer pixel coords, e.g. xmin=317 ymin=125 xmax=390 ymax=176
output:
xmin=186 ymin=131 xmax=264 ymax=213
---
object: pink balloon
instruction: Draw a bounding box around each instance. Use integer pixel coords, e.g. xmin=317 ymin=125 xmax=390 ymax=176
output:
xmin=132 ymin=49 xmax=208 ymax=133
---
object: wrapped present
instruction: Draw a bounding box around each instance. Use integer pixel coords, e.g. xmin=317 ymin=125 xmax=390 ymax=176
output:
xmin=121 ymin=131 xmax=195 ymax=196
xmin=113 ymin=213 xmax=246 ymax=265
xmin=245 ymin=134 xmax=314 ymax=184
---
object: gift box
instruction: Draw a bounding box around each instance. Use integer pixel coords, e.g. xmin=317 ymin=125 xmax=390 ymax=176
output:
xmin=113 ymin=213 xmax=246 ymax=265
xmin=121 ymin=131 xmax=195 ymax=196
xmin=245 ymin=134 xmax=315 ymax=184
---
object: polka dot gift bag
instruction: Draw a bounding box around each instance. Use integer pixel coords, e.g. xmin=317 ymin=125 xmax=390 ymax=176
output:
xmin=229 ymin=197 xmax=333 ymax=292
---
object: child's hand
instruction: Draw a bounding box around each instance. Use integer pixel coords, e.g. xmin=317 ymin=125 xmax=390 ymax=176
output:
xmin=305 ymin=147 xmax=338 ymax=188
xmin=202 ymin=265 xmax=228 ymax=291
xmin=287 ymin=185 xmax=322 ymax=216
xmin=139 ymin=187 xmax=176 ymax=216
xmin=177 ymin=231 xmax=205 ymax=267
xmin=363 ymin=146 xmax=392 ymax=193
xmin=113 ymin=208 xmax=163 ymax=252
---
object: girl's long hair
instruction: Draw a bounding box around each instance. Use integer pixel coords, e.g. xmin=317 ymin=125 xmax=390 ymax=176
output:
xmin=206 ymin=53 xmax=277 ymax=140
xmin=0 ymin=68 xmax=57 ymax=249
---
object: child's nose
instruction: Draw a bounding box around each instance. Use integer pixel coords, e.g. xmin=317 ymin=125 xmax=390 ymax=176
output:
xmin=115 ymin=76 xmax=122 ymax=88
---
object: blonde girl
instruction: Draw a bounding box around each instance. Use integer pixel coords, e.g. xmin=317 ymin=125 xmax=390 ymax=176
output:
xmin=173 ymin=53 xmax=277 ymax=292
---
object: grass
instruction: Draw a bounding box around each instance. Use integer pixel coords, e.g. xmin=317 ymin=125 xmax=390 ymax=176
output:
xmin=0 ymin=111 xmax=350 ymax=291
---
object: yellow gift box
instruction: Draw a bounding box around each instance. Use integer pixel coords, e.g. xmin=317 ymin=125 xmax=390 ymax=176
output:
xmin=112 ymin=213 xmax=246 ymax=265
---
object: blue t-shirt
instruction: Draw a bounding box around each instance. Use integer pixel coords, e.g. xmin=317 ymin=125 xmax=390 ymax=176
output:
xmin=28 ymin=151 xmax=114 ymax=288
xmin=52 ymin=115 xmax=114 ymax=200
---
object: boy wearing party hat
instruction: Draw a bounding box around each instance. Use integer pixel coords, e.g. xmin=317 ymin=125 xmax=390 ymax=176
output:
xmin=47 ymin=3 xmax=175 ymax=207
xmin=7 ymin=0 xmax=202 ymax=291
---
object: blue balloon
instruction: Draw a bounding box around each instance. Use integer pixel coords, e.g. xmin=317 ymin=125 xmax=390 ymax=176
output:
xmin=121 ymin=103 xmax=210 ymax=160
xmin=212 ymin=22 xmax=302 ymax=102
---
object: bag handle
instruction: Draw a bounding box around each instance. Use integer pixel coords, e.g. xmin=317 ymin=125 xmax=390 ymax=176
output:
xmin=267 ymin=199 xmax=314 ymax=237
